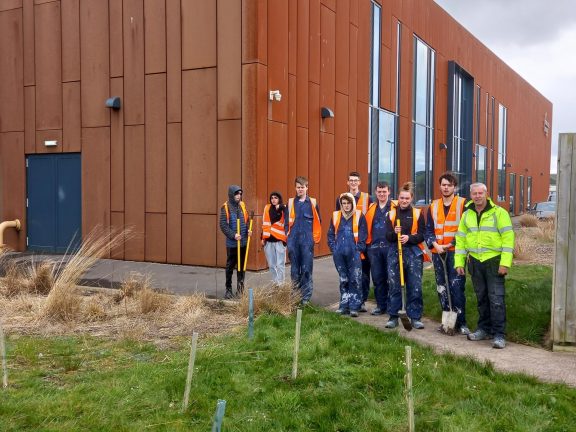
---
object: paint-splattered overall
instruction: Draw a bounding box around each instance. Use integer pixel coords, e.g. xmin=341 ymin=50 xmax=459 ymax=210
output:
xmin=431 ymin=251 xmax=467 ymax=327
xmin=387 ymin=247 xmax=424 ymax=319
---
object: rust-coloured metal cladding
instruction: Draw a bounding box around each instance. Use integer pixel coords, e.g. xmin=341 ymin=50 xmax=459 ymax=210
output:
xmin=24 ymin=86 xmax=35 ymax=153
xmin=308 ymin=82 xmax=321 ymax=194
xmin=288 ymin=75 xmax=298 ymax=182
xmin=356 ymin=101 xmax=368 ymax=177
xmin=80 ymin=0 xmax=110 ymax=128
xmin=242 ymin=0 xmax=267 ymax=65
xmin=0 ymin=9 xmax=23 ymax=132
xmin=309 ymin=0 xmax=321 ymax=84
xmin=348 ymin=24 xmax=358 ymax=138
xmin=320 ymin=5 xmax=335 ymax=135
xmin=61 ymin=0 xmax=80 ymax=82
xmin=35 ymin=130 xmax=63 ymax=154
xmin=182 ymin=0 xmax=216 ymax=69
xmin=218 ymin=0 xmax=242 ymax=120
xmin=145 ymin=73 xmax=167 ymax=213
xmin=334 ymin=92 xmax=349 ymax=186
xmin=182 ymin=68 xmax=217 ymax=215
xmin=144 ymin=0 xmax=166 ymax=74
xmin=145 ymin=213 xmax=167 ymax=263
xmin=109 ymin=0 xmax=123 ymax=78
xmin=0 ymin=132 xmax=25 ymax=251
xmin=296 ymin=0 xmax=309 ymax=127
xmin=82 ymin=127 xmax=111 ymax=244
xmin=356 ymin=0 xmax=370 ymax=104
xmin=123 ymin=0 xmax=145 ymax=126
xmin=380 ymin=44 xmax=393 ymax=111
xmin=318 ymin=131 xmax=335 ymax=255
xmin=348 ymin=137 xmax=357 ymax=172
xmin=110 ymin=212 xmax=125 ymax=260
xmin=217 ymin=120 xmax=242 ymax=212
xmin=267 ymin=0 xmax=288 ymax=123
xmin=23 ymin=0 xmax=34 ymax=86
xmin=289 ymin=0 xmax=297 ymax=76
xmin=267 ymin=120 xmax=289 ymax=199
xmin=167 ymin=123 xmax=183 ymax=265
xmin=182 ymin=215 xmax=217 ymax=266
xmin=63 ymin=82 xmax=81 ymax=152
xmin=166 ymin=0 xmax=181 ymax=123
xmin=0 ymin=0 xmax=21 ymax=12
xmin=110 ymin=77 xmax=125 ymax=213
xmin=321 ymin=0 xmax=336 ymax=12
xmin=335 ymin=0 xmax=350 ymax=95
xmin=296 ymin=127 xmax=309 ymax=176
xmin=349 ymin=0 xmax=358 ymax=26
xmin=124 ymin=125 xmax=145 ymax=262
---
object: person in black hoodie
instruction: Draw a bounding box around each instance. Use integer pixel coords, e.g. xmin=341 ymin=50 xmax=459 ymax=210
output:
xmin=384 ymin=182 xmax=427 ymax=329
xmin=219 ymin=185 xmax=251 ymax=299
xmin=261 ymin=191 xmax=287 ymax=285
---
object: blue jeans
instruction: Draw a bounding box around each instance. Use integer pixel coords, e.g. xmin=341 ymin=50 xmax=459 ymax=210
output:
xmin=368 ymin=243 xmax=390 ymax=310
xmin=387 ymin=248 xmax=423 ymax=320
xmin=287 ymin=235 xmax=315 ymax=302
xmin=431 ymin=251 xmax=467 ymax=327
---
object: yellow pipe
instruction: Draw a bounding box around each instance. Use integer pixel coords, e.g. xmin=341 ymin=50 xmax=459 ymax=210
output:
xmin=0 ymin=219 xmax=21 ymax=247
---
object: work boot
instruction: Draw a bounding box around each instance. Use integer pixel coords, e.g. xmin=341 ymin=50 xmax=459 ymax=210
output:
xmin=370 ymin=308 xmax=384 ymax=316
xmin=492 ymin=336 xmax=506 ymax=349
xmin=385 ymin=318 xmax=398 ymax=329
xmin=467 ymin=329 xmax=492 ymax=341
xmin=359 ymin=303 xmax=368 ymax=313
xmin=350 ymin=310 xmax=359 ymax=318
xmin=411 ymin=319 xmax=425 ymax=330
xmin=458 ymin=326 xmax=471 ymax=336
xmin=236 ymin=282 xmax=244 ymax=297
xmin=224 ymin=288 xmax=234 ymax=300
xmin=336 ymin=308 xmax=350 ymax=315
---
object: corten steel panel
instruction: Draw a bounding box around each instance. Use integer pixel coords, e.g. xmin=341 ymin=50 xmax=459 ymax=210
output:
xmin=308 ymin=82 xmax=320 ymax=194
xmin=24 ymin=86 xmax=35 ymax=153
xmin=145 ymin=213 xmax=167 ymax=263
xmin=398 ymin=23 xmax=412 ymax=120
xmin=320 ymin=5 xmax=335 ymax=135
xmin=242 ymin=0 xmax=267 ymax=64
xmin=181 ymin=68 xmax=217 ymax=214
xmin=348 ymin=137 xmax=356 ymax=171
xmin=110 ymin=77 xmax=124 ymax=212
xmin=288 ymin=0 xmax=297 ymax=76
xmin=145 ymin=73 xmax=167 ymax=213
xmin=35 ymin=130 xmax=62 ymax=154
xmin=166 ymin=0 xmax=181 ymax=123
xmin=167 ymin=123 xmax=182 ymax=264
xmin=242 ymin=63 xmax=267 ymax=215
xmin=389 ymin=17 xmax=398 ymax=111
xmin=318 ymin=131 xmax=334 ymax=255
xmin=356 ymin=0 xmax=370 ymax=104
xmin=335 ymin=0 xmax=349 ymax=95
xmin=267 ymin=121 xmax=289 ymax=199
xmin=34 ymin=2 xmax=62 ymax=130
xmin=182 ymin=214 xmax=216 ymax=266
xmin=380 ymin=45 xmax=392 ymax=111
xmin=23 ymin=0 xmax=34 ymax=85
xmin=334 ymin=92 xmax=349 ymax=186
xmin=61 ymin=0 xmax=80 ymax=82
xmin=267 ymin=0 xmax=288 ymax=123
xmin=321 ymin=0 xmax=336 ymax=12
xmin=288 ymin=75 xmax=297 ymax=182
xmin=123 ymin=0 xmax=145 ymax=126
xmin=309 ymin=0 xmax=320 ymax=84
xmin=0 ymin=9 xmax=24 ymax=132
xmin=0 ymin=0 xmax=21 ymax=11
xmin=296 ymin=0 xmax=309 ymax=128
xmin=63 ymin=82 xmax=81 ymax=152
xmin=355 ymin=101 xmax=368 ymax=176
xmin=82 ymin=127 xmax=111 ymax=242
xmin=398 ymin=115 xmax=411 ymax=182
xmin=124 ymin=125 xmax=145 ymax=261
xmin=296 ymin=126 xmax=308 ymax=175
xmin=109 ymin=0 xmax=123 ymax=78
xmin=217 ymin=0 xmax=242 ymax=120
xmin=80 ymin=0 xmax=110 ymax=128
xmin=181 ymin=0 xmax=216 ymax=69
xmin=144 ymin=0 xmax=166 ymax=74
xmin=110 ymin=211 xmax=125 ymax=260
xmin=349 ymin=0 xmax=358 ymax=26
xmin=0 ymin=132 xmax=26 ymax=251
xmin=380 ymin=0 xmax=391 ymax=48
xmin=348 ymin=23 xmax=357 ymax=138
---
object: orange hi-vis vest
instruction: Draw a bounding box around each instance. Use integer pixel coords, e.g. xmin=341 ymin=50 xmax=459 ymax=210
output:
xmin=356 ymin=192 xmax=370 ymax=214
xmin=389 ymin=201 xmax=430 ymax=261
xmin=364 ymin=201 xmax=389 ymax=245
xmin=262 ymin=204 xmax=287 ymax=242
xmin=287 ymin=197 xmax=322 ymax=244
xmin=332 ymin=209 xmax=362 ymax=243
xmin=223 ymin=201 xmax=248 ymax=224
xmin=429 ymin=196 xmax=466 ymax=253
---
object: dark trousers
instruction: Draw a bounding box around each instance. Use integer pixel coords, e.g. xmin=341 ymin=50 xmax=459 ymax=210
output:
xmin=225 ymin=246 xmax=247 ymax=293
xmin=368 ymin=244 xmax=390 ymax=310
xmin=287 ymin=238 xmax=315 ymax=302
xmin=361 ymin=256 xmax=371 ymax=303
xmin=387 ymin=248 xmax=423 ymax=320
xmin=333 ymin=249 xmax=362 ymax=312
xmin=431 ymin=251 xmax=467 ymax=327
xmin=468 ymin=256 xmax=506 ymax=337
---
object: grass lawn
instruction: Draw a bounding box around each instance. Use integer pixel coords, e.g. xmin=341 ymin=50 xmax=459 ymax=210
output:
xmin=422 ymin=264 xmax=553 ymax=346
xmin=2 ymin=306 xmax=575 ymax=431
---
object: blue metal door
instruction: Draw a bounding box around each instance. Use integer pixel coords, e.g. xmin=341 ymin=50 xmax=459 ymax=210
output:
xmin=26 ymin=154 xmax=82 ymax=253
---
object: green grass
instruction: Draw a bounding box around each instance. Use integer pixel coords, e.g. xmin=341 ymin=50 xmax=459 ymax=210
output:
xmin=2 ymin=307 xmax=575 ymax=431
xmin=422 ymin=264 xmax=553 ymax=346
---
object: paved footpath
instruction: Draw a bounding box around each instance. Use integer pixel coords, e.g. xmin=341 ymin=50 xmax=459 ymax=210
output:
xmin=6 ymin=252 xmax=576 ymax=387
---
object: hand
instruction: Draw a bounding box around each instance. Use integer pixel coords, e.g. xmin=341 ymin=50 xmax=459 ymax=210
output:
xmin=261 ymin=239 xmax=265 ymax=247
xmin=234 ymin=233 xmax=241 ymax=241
xmin=400 ymin=235 xmax=409 ymax=244
xmin=394 ymin=225 xmax=402 ymax=234
xmin=248 ymin=230 xmax=253 ymax=237
xmin=456 ymin=267 xmax=465 ymax=276
xmin=434 ymin=243 xmax=445 ymax=254
xmin=498 ymin=266 xmax=508 ymax=276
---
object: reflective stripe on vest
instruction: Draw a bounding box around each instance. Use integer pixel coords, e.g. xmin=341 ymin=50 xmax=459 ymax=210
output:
xmin=332 ymin=209 xmax=362 ymax=243
xmin=357 ymin=192 xmax=369 ymax=215
xmin=364 ymin=203 xmax=376 ymax=244
xmin=262 ymin=204 xmax=287 ymax=242
xmin=430 ymin=196 xmax=466 ymax=252
xmin=287 ymin=197 xmax=322 ymax=244
xmin=223 ymin=201 xmax=248 ymax=224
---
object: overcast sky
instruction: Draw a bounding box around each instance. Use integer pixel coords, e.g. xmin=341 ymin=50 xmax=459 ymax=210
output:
xmin=434 ymin=0 xmax=576 ymax=173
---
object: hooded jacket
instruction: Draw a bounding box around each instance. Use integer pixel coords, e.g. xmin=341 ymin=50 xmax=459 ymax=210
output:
xmin=327 ymin=193 xmax=368 ymax=254
xmin=219 ymin=185 xmax=249 ymax=248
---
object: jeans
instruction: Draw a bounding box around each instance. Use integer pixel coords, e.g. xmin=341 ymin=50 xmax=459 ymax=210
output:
xmin=387 ymin=248 xmax=423 ymax=320
xmin=333 ymin=249 xmax=363 ymax=312
xmin=263 ymin=241 xmax=286 ymax=284
xmin=368 ymin=243 xmax=390 ymax=311
xmin=361 ymin=256 xmax=371 ymax=303
xmin=431 ymin=251 xmax=467 ymax=327
xmin=225 ymin=246 xmax=247 ymax=293
xmin=468 ymin=256 xmax=506 ymax=337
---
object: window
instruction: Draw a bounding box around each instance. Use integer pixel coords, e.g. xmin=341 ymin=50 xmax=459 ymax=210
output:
xmin=519 ymin=175 xmax=525 ymax=213
xmin=412 ymin=37 xmax=435 ymax=204
xmin=475 ymin=144 xmax=487 ymax=185
xmin=509 ymin=173 xmax=516 ymax=215
xmin=497 ymin=104 xmax=507 ymax=201
xmin=527 ymin=176 xmax=532 ymax=209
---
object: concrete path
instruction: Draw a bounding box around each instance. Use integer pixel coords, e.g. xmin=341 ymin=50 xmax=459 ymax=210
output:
xmin=5 ymin=251 xmax=576 ymax=387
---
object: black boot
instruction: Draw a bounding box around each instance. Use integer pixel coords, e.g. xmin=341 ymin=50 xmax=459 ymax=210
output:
xmin=224 ymin=288 xmax=234 ymax=299
xmin=236 ymin=282 xmax=244 ymax=297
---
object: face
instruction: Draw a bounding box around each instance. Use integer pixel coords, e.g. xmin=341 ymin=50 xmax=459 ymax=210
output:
xmin=398 ymin=191 xmax=412 ymax=209
xmin=347 ymin=176 xmax=361 ymax=191
xmin=270 ymin=195 xmax=280 ymax=205
xmin=234 ymin=190 xmax=242 ymax=202
xmin=341 ymin=199 xmax=353 ymax=211
xmin=440 ymin=179 xmax=455 ymax=198
xmin=470 ymin=185 xmax=487 ymax=207
xmin=375 ymin=186 xmax=390 ymax=203
xmin=295 ymin=182 xmax=308 ymax=198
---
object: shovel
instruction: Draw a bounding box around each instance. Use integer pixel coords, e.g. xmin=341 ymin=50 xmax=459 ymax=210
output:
xmin=396 ymin=220 xmax=412 ymax=331
xmin=439 ymin=253 xmax=457 ymax=335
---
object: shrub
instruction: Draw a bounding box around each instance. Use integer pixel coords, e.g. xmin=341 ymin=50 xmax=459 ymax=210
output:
xmin=236 ymin=282 xmax=300 ymax=317
xmin=535 ymin=219 xmax=555 ymax=243
xmin=139 ymin=287 xmax=173 ymax=314
xmin=0 ymin=263 xmax=29 ymax=297
xmin=513 ymin=229 xmax=536 ymax=261
xmin=518 ymin=213 xmax=538 ymax=228
xmin=28 ymin=262 xmax=55 ymax=295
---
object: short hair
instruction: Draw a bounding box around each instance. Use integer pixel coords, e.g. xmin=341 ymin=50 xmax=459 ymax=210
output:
xmin=469 ymin=182 xmax=487 ymax=193
xmin=398 ymin=181 xmax=414 ymax=197
xmin=375 ymin=181 xmax=390 ymax=191
xmin=439 ymin=171 xmax=458 ymax=186
xmin=295 ymin=176 xmax=308 ymax=186
xmin=348 ymin=171 xmax=361 ymax=179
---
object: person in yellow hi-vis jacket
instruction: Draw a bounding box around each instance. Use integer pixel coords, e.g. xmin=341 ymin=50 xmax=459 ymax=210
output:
xmin=455 ymin=182 xmax=515 ymax=349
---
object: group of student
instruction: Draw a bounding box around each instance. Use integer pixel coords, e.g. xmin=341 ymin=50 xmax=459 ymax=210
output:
xmin=220 ymin=170 xmax=514 ymax=348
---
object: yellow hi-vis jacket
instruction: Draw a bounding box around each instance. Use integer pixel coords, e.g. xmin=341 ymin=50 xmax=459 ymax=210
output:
xmin=455 ymin=198 xmax=515 ymax=268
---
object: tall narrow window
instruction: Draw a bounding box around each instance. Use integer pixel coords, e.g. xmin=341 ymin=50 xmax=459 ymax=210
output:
xmin=519 ymin=175 xmax=525 ymax=213
xmin=412 ymin=37 xmax=435 ymax=204
xmin=475 ymin=144 xmax=487 ymax=184
xmin=527 ymin=176 xmax=532 ymax=209
xmin=497 ymin=104 xmax=508 ymax=201
xmin=509 ymin=173 xmax=516 ymax=215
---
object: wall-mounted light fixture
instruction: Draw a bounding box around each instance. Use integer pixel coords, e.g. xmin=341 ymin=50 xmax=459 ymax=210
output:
xmin=105 ymin=97 xmax=122 ymax=110
xmin=439 ymin=143 xmax=448 ymax=150
xmin=44 ymin=140 xmax=58 ymax=147
xmin=269 ymin=90 xmax=282 ymax=102
xmin=504 ymin=163 xmax=512 ymax=168
xmin=321 ymin=107 xmax=334 ymax=118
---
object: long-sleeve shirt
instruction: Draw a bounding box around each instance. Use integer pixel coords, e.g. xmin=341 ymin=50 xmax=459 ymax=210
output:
xmin=385 ymin=206 xmax=425 ymax=246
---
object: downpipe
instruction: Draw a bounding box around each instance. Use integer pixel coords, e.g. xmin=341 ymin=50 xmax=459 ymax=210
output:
xmin=0 ymin=219 xmax=21 ymax=247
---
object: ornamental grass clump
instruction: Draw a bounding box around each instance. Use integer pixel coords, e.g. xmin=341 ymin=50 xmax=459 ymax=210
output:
xmin=536 ymin=219 xmax=555 ymax=243
xmin=236 ymin=282 xmax=300 ymax=317
xmin=139 ymin=287 xmax=173 ymax=314
xmin=513 ymin=229 xmax=536 ymax=261
xmin=0 ymin=262 xmax=29 ymax=297
xmin=518 ymin=213 xmax=539 ymax=228
xmin=27 ymin=262 xmax=55 ymax=295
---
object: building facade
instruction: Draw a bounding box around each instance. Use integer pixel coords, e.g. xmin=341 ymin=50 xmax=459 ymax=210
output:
xmin=0 ymin=0 xmax=552 ymax=269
